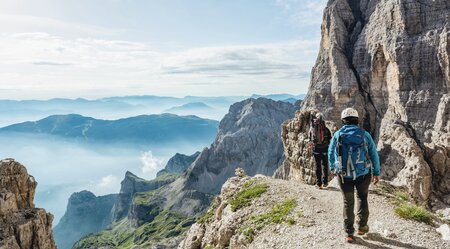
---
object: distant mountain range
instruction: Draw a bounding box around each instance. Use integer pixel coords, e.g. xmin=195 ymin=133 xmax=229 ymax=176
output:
xmin=250 ymin=93 xmax=306 ymax=101
xmin=0 ymin=94 xmax=305 ymax=127
xmin=164 ymin=102 xmax=213 ymax=113
xmin=0 ymin=113 xmax=219 ymax=144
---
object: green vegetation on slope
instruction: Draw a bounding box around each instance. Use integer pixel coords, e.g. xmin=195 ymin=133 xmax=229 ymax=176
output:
xmin=240 ymin=198 xmax=297 ymax=243
xmin=73 ymin=210 xmax=195 ymax=249
xmin=197 ymin=198 xmax=219 ymax=224
xmin=229 ymin=180 xmax=269 ymax=212
xmin=252 ymin=198 xmax=297 ymax=227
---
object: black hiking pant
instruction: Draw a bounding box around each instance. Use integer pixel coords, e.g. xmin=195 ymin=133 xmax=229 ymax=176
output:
xmin=338 ymin=173 xmax=371 ymax=235
xmin=313 ymin=149 xmax=328 ymax=186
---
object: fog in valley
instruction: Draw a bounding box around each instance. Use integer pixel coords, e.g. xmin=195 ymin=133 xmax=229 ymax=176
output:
xmin=0 ymin=133 xmax=209 ymax=224
xmin=0 ymin=94 xmax=302 ymax=224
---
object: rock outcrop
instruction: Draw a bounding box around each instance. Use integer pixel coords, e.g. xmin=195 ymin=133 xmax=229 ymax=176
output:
xmin=275 ymin=109 xmax=338 ymax=184
xmin=54 ymin=191 xmax=117 ymax=249
xmin=186 ymin=98 xmax=295 ymax=193
xmin=0 ymin=158 xmax=56 ymax=249
xmin=157 ymin=152 xmax=200 ymax=176
xmin=179 ymin=176 xmax=449 ymax=249
xmin=159 ymin=98 xmax=296 ymax=216
xmin=112 ymin=171 xmax=177 ymax=222
xmin=280 ymin=0 xmax=450 ymax=205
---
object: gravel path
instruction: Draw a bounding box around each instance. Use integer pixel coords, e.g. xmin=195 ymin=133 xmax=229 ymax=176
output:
xmin=248 ymin=177 xmax=449 ymax=249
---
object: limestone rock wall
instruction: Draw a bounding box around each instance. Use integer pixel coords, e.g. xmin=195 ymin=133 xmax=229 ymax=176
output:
xmin=0 ymin=159 xmax=56 ymax=249
xmin=280 ymin=0 xmax=449 ymax=205
xmin=274 ymin=110 xmax=337 ymax=184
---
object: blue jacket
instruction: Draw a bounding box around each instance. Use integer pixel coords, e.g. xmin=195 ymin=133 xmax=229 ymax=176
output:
xmin=328 ymin=125 xmax=380 ymax=177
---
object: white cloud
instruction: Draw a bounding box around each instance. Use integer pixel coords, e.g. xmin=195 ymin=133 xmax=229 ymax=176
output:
xmin=92 ymin=174 xmax=121 ymax=195
xmin=161 ymin=41 xmax=318 ymax=78
xmin=140 ymin=151 xmax=164 ymax=176
xmin=0 ymin=32 xmax=318 ymax=99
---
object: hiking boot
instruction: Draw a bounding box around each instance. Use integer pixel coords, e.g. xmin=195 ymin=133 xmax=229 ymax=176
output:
xmin=357 ymin=225 xmax=369 ymax=235
xmin=346 ymin=234 xmax=354 ymax=243
xmin=322 ymin=183 xmax=328 ymax=189
xmin=315 ymin=184 xmax=323 ymax=189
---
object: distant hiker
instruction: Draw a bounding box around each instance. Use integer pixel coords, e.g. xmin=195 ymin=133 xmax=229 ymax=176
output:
xmin=328 ymin=108 xmax=380 ymax=243
xmin=309 ymin=112 xmax=332 ymax=189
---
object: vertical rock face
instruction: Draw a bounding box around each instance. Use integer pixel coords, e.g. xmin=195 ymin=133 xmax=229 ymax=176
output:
xmin=0 ymin=158 xmax=56 ymax=249
xmin=159 ymin=98 xmax=297 ymax=216
xmin=282 ymin=0 xmax=449 ymax=204
xmin=275 ymin=109 xmax=338 ymax=184
xmin=53 ymin=191 xmax=117 ymax=249
xmin=157 ymin=152 xmax=200 ymax=176
xmin=185 ymin=98 xmax=296 ymax=194
xmin=112 ymin=171 xmax=176 ymax=222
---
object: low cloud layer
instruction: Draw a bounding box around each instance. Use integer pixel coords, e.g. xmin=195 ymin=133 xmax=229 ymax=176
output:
xmin=0 ymin=133 xmax=208 ymax=223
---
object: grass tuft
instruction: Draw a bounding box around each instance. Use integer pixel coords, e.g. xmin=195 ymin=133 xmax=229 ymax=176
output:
xmin=229 ymin=181 xmax=269 ymax=212
xmin=242 ymin=227 xmax=256 ymax=243
xmin=394 ymin=203 xmax=433 ymax=224
xmin=394 ymin=191 xmax=410 ymax=202
xmin=252 ymin=198 xmax=297 ymax=226
xmin=238 ymin=198 xmax=297 ymax=243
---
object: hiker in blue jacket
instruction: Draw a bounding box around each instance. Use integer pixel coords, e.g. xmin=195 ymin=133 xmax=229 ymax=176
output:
xmin=328 ymin=107 xmax=380 ymax=243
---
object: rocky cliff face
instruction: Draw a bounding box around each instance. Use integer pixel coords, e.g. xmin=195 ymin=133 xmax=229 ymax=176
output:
xmin=185 ymin=98 xmax=296 ymax=194
xmin=61 ymin=152 xmax=189 ymax=249
xmin=281 ymin=0 xmax=449 ymax=206
xmin=112 ymin=171 xmax=177 ymax=222
xmin=275 ymin=109 xmax=338 ymax=185
xmin=54 ymin=191 xmax=117 ymax=249
xmin=159 ymin=98 xmax=296 ymax=216
xmin=0 ymin=159 xmax=56 ymax=249
xmin=157 ymin=152 xmax=200 ymax=176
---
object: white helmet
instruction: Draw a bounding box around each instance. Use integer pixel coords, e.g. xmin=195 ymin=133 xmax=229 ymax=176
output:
xmin=315 ymin=112 xmax=324 ymax=120
xmin=341 ymin=108 xmax=358 ymax=119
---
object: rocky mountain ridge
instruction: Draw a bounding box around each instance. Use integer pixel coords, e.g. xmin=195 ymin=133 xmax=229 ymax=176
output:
xmin=72 ymin=97 xmax=297 ymax=248
xmin=0 ymin=159 xmax=56 ymax=249
xmin=54 ymin=163 xmax=182 ymax=249
xmin=0 ymin=113 xmax=219 ymax=145
xmin=157 ymin=152 xmax=201 ymax=176
xmin=281 ymin=0 xmax=449 ymax=210
xmin=155 ymin=98 xmax=297 ymax=217
xmin=53 ymin=191 xmax=117 ymax=249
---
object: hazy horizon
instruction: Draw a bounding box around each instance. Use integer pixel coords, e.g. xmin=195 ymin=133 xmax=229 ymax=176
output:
xmin=0 ymin=92 xmax=306 ymax=101
xmin=0 ymin=0 xmax=326 ymax=100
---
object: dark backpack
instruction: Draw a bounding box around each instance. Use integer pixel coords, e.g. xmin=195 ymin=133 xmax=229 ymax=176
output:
xmin=311 ymin=120 xmax=326 ymax=145
xmin=334 ymin=126 xmax=372 ymax=179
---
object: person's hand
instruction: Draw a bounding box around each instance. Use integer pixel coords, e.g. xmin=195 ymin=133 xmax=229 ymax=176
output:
xmin=372 ymin=176 xmax=380 ymax=185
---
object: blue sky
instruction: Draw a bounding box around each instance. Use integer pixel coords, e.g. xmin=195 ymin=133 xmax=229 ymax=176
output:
xmin=0 ymin=0 xmax=327 ymax=99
